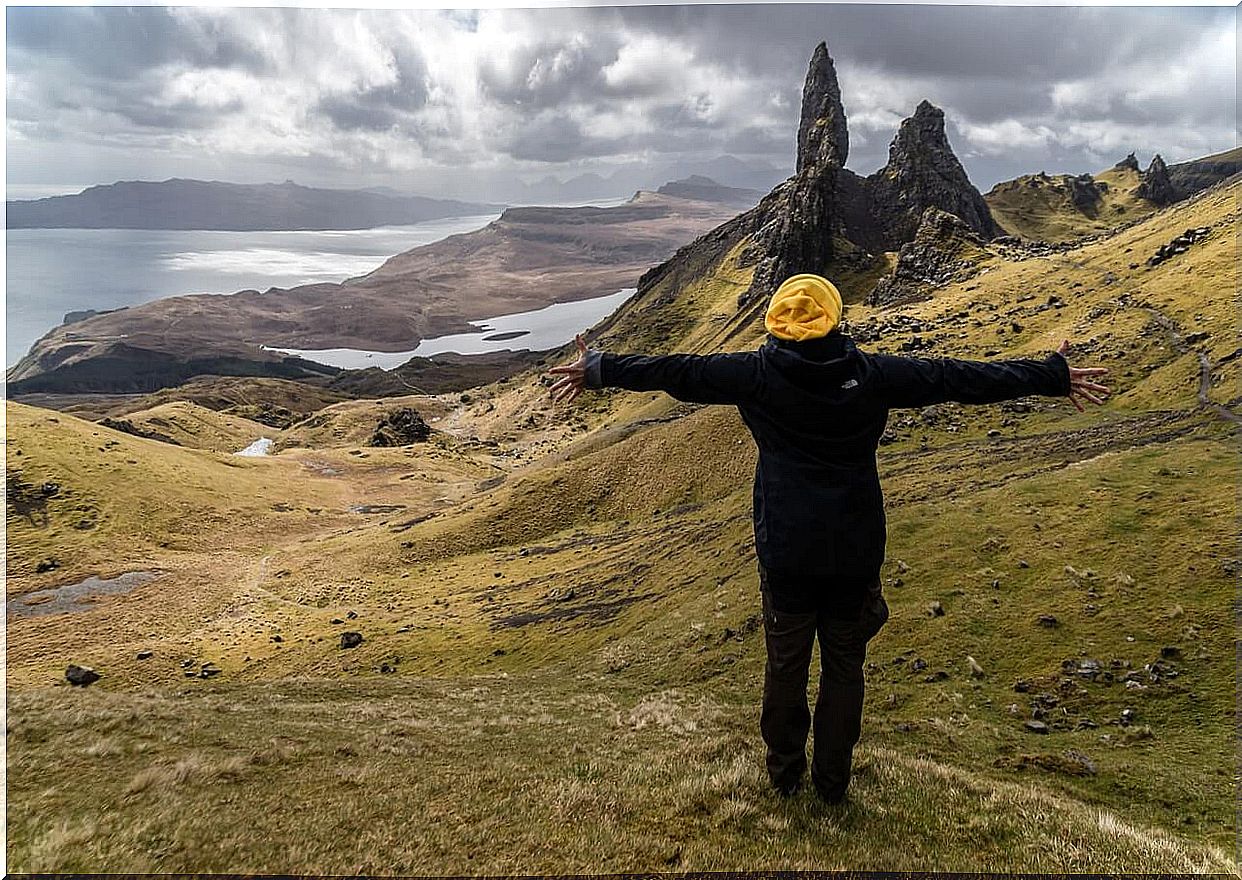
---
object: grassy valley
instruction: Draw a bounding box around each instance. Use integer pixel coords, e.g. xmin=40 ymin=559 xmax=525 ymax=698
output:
xmin=6 ymin=161 xmax=1238 ymax=872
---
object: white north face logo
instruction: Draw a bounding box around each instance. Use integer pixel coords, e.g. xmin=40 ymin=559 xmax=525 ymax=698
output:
xmin=841 ymin=379 xmax=859 ymax=389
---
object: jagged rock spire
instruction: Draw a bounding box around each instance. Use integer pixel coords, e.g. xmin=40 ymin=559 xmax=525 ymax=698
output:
xmin=1115 ymin=152 xmax=1140 ymax=172
xmin=1136 ymin=153 xmax=1179 ymax=205
xmin=862 ymin=100 xmax=999 ymax=248
xmin=740 ymin=41 xmax=845 ymax=303
xmin=796 ymin=42 xmax=849 ymax=174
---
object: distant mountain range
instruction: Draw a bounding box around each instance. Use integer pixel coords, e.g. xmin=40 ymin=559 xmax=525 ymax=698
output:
xmin=495 ymin=155 xmax=788 ymax=205
xmin=6 ymin=179 xmax=503 ymax=231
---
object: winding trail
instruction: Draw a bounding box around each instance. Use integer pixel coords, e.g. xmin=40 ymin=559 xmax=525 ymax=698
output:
xmin=1130 ymin=298 xmax=1242 ymax=425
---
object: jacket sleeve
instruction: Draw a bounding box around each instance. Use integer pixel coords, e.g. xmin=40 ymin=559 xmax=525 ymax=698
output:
xmin=869 ymin=350 xmax=1071 ymax=409
xmin=583 ymin=349 xmax=762 ymax=405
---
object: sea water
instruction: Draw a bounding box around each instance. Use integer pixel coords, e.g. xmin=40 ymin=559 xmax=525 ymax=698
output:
xmin=5 ymin=213 xmax=501 ymax=367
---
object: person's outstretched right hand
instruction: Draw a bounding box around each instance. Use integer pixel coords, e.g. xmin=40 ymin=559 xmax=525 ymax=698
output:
xmin=546 ymin=332 xmax=589 ymax=403
xmin=1057 ymin=339 xmax=1111 ymax=412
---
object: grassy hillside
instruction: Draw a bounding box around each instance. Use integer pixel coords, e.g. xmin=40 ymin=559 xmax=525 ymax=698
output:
xmin=985 ymin=164 xmax=1157 ymax=243
xmin=6 ymin=177 xmax=1238 ymax=873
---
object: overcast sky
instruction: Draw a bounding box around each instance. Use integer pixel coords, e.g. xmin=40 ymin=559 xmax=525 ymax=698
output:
xmin=5 ymin=4 xmax=1235 ymax=201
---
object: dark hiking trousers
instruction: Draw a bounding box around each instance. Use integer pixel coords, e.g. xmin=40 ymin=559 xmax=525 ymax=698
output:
xmin=758 ymin=562 xmax=889 ymax=801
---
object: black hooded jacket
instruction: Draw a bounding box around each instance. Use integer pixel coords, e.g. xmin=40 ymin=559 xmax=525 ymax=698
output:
xmin=583 ymin=331 xmax=1071 ymax=615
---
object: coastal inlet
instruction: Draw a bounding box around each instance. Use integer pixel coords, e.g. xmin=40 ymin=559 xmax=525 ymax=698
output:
xmin=263 ymin=287 xmax=637 ymax=370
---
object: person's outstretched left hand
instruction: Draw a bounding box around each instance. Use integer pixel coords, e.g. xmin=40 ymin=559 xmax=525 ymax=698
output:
xmin=1057 ymin=339 xmax=1111 ymax=412
xmin=546 ymin=332 xmax=589 ymax=403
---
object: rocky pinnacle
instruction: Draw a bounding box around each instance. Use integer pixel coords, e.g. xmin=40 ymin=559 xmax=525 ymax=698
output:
xmin=797 ymin=41 xmax=849 ymax=174
xmin=1136 ymin=153 xmax=1179 ymax=205
xmin=742 ymin=42 xmax=846 ymax=301
xmin=864 ymin=100 xmax=1000 ymax=248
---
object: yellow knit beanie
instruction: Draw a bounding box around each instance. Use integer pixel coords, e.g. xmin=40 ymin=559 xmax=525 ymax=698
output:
xmin=764 ymin=274 xmax=843 ymax=341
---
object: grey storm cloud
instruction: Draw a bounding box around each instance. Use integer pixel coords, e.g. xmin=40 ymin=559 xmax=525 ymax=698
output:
xmin=317 ymin=50 xmax=430 ymax=133
xmin=6 ymin=6 xmax=273 ymax=79
xmin=4 ymin=4 xmax=1234 ymax=198
xmin=478 ymin=34 xmax=625 ymax=109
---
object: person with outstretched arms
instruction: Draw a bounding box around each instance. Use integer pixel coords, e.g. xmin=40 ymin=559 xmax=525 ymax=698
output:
xmin=547 ymin=274 xmax=1110 ymax=804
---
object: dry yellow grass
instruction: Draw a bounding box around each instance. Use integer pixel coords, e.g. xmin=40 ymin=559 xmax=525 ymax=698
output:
xmin=6 ymin=176 xmax=1238 ymax=873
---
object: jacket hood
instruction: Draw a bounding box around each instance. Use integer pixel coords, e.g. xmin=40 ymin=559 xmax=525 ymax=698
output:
xmin=761 ymin=331 xmax=859 ymax=391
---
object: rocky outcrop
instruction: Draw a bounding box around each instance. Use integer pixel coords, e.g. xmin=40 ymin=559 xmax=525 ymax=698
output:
xmin=868 ymin=208 xmax=990 ymax=306
xmin=741 ymin=42 xmax=847 ymax=302
xmin=585 ymin=42 xmax=1002 ymax=340
xmin=97 ymin=416 xmax=181 ymax=446
xmin=1114 ymin=152 xmax=1141 ymax=173
xmin=1145 ymin=226 xmax=1212 ymax=268
xmin=369 ymin=408 xmax=431 ymax=446
xmin=861 ymin=101 xmax=1001 ymax=250
xmin=1065 ymin=174 xmax=1104 ymax=212
xmin=1136 ymin=154 xmax=1179 ymax=205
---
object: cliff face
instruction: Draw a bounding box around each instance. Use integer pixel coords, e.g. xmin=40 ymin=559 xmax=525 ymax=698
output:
xmin=1167 ymin=146 xmax=1242 ymax=198
xmin=867 ymin=207 xmax=991 ymax=307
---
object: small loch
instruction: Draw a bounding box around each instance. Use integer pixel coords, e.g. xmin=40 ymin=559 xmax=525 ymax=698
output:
xmin=9 ymin=570 xmax=160 ymax=618
xmin=263 ymin=286 xmax=637 ymax=370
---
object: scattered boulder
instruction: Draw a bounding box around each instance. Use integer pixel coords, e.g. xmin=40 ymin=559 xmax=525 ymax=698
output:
xmin=340 ymin=631 xmax=364 ymax=649
xmin=1024 ymin=720 xmax=1049 ymax=734
xmin=1145 ymin=226 xmax=1211 ymax=267
xmin=136 ymin=650 xmax=154 ymax=660
xmin=1037 ymin=614 xmax=1059 ymax=628
xmin=927 ymin=601 xmax=945 ymax=617
xmin=65 ymin=664 xmax=100 ymax=687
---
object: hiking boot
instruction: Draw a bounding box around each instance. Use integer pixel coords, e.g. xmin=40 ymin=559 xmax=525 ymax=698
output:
xmin=773 ymin=778 xmax=802 ymax=798
xmin=811 ymin=767 xmax=849 ymax=805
